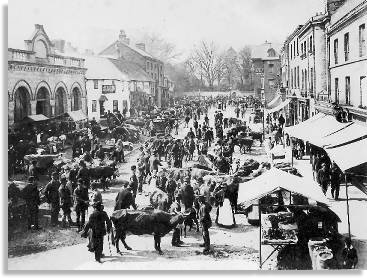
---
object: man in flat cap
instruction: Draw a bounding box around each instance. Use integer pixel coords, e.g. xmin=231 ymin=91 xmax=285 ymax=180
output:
xmin=44 ymin=172 xmax=61 ymax=226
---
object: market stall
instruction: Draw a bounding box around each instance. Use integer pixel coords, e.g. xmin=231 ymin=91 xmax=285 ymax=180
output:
xmin=237 ymin=168 xmax=341 ymax=269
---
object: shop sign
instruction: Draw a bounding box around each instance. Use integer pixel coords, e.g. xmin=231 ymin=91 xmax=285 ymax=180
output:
xmin=102 ymin=85 xmax=116 ymax=94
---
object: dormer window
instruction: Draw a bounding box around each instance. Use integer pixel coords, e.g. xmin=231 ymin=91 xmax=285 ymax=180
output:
xmin=267 ymin=48 xmax=276 ymax=57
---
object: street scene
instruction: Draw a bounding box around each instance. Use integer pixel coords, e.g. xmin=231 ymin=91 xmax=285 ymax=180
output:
xmin=7 ymin=0 xmax=367 ymax=271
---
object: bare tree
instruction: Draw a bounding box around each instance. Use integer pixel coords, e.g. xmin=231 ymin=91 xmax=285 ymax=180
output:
xmin=223 ymin=47 xmax=238 ymax=90
xmin=189 ymin=41 xmax=219 ymax=91
xmin=236 ymin=46 xmax=253 ymax=90
xmin=214 ymin=52 xmax=226 ymax=89
xmin=135 ymin=32 xmax=181 ymax=63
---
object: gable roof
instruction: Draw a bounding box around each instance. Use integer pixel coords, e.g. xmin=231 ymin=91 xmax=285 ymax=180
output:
xmin=251 ymin=42 xmax=281 ymax=61
xmin=109 ymin=58 xmax=154 ymax=82
xmin=99 ymin=40 xmax=155 ymax=60
xmin=85 ymin=55 xmax=153 ymax=82
xmin=85 ymin=56 xmax=129 ymax=80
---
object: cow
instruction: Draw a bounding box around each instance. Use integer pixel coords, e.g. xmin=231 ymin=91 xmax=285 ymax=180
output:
xmin=250 ymin=132 xmax=263 ymax=144
xmin=233 ymin=137 xmax=253 ymax=154
xmin=88 ymin=165 xmax=119 ymax=181
xmin=110 ymin=209 xmax=188 ymax=255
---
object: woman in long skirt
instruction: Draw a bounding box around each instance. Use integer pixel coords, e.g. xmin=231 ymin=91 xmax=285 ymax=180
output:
xmin=215 ymin=184 xmax=236 ymax=228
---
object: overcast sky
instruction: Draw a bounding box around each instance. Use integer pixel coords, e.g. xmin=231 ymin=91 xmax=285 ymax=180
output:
xmin=9 ymin=0 xmax=326 ymax=60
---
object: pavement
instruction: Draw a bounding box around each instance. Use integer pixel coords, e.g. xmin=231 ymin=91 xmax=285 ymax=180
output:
xmin=7 ymin=103 xmax=367 ymax=270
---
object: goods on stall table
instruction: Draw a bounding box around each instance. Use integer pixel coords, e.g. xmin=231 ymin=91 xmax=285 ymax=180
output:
xmin=24 ymin=154 xmax=60 ymax=169
xmin=261 ymin=212 xmax=298 ymax=244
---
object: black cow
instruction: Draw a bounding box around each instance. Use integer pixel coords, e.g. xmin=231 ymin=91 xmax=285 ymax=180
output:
xmin=111 ymin=209 xmax=188 ymax=254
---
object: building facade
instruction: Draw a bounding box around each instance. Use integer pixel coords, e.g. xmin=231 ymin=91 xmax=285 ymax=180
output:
xmin=317 ymin=0 xmax=367 ymax=123
xmin=251 ymin=42 xmax=281 ymax=103
xmin=281 ymin=14 xmax=329 ymax=125
xmin=8 ymin=24 xmax=87 ymax=125
xmin=99 ymin=30 xmax=165 ymax=107
xmin=85 ymin=56 xmax=154 ymax=121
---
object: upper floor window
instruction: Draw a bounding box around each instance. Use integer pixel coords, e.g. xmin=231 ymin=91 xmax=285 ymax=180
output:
xmin=296 ymin=38 xmax=299 ymax=56
xmin=290 ymin=44 xmax=293 ymax=60
xmin=268 ymin=64 xmax=274 ymax=74
xmin=309 ymin=36 xmax=313 ymax=53
xmin=93 ymin=80 xmax=98 ymax=89
xmin=344 ymin=32 xmax=350 ymax=61
xmin=335 ymin=78 xmax=339 ymax=103
xmin=359 ymin=24 xmax=366 ymax=57
xmin=345 ymin=76 xmax=351 ymax=105
xmin=334 ymin=39 xmax=339 ymax=64
xmin=92 ymin=100 xmax=97 ymax=112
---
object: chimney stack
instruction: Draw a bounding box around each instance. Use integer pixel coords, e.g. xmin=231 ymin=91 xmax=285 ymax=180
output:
xmin=135 ymin=43 xmax=146 ymax=51
xmin=327 ymin=0 xmax=346 ymax=16
xmin=119 ymin=30 xmax=130 ymax=45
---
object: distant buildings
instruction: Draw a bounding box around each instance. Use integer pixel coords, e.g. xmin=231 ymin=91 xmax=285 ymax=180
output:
xmin=84 ymin=56 xmax=153 ymax=121
xmin=8 ymin=24 xmax=87 ymax=125
xmin=251 ymin=41 xmax=281 ymax=102
xmin=99 ymin=30 xmax=169 ymax=108
xmin=8 ymin=26 xmax=175 ymax=126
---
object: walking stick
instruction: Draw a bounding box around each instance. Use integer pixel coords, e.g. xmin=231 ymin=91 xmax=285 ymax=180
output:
xmin=108 ymin=233 xmax=112 ymax=256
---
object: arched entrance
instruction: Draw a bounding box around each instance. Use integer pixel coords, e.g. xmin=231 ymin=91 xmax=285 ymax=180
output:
xmin=55 ymin=87 xmax=67 ymax=116
xmin=14 ymin=86 xmax=31 ymax=122
xmin=71 ymin=87 xmax=82 ymax=111
xmin=36 ymin=87 xmax=51 ymax=116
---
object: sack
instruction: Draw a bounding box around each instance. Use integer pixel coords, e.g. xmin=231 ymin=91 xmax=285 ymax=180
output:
xmin=87 ymin=229 xmax=95 ymax=252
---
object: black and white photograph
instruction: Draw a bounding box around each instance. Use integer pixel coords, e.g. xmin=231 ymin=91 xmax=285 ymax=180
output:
xmin=6 ymin=0 xmax=367 ymax=271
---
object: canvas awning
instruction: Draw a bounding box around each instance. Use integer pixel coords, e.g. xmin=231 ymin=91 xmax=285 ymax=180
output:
xmin=266 ymin=95 xmax=282 ymax=109
xmin=67 ymin=110 xmax=87 ymax=122
xmin=23 ymin=114 xmax=49 ymax=122
xmin=285 ymin=113 xmax=326 ymax=137
xmin=266 ymin=99 xmax=290 ymax=114
xmin=285 ymin=113 xmax=352 ymax=147
xmin=312 ymin=122 xmax=367 ymax=148
xmin=237 ymin=168 xmax=329 ymax=205
xmin=326 ymin=138 xmax=367 ymax=172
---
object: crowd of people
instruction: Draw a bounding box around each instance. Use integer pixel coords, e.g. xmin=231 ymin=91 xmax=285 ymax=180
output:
xmin=8 ymin=93 xmax=358 ymax=268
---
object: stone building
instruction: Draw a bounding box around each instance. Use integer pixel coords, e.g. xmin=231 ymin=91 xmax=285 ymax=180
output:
xmin=251 ymin=41 xmax=281 ymax=103
xmin=99 ymin=30 xmax=166 ymax=107
xmin=281 ymin=13 xmax=329 ymax=125
xmin=317 ymin=0 xmax=367 ymax=123
xmin=8 ymin=24 xmax=87 ymax=125
xmin=85 ymin=56 xmax=153 ymax=121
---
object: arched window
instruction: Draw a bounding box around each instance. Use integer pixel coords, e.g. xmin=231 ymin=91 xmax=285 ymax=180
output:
xmin=71 ymin=87 xmax=82 ymax=111
xmin=14 ymin=87 xmax=31 ymax=122
xmin=34 ymin=40 xmax=48 ymax=58
xmin=36 ymin=87 xmax=51 ymax=116
xmin=55 ymin=87 xmax=67 ymax=116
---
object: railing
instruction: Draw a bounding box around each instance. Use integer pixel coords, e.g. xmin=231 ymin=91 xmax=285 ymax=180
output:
xmin=9 ymin=49 xmax=34 ymax=62
xmin=8 ymin=48 xmax=84 ymax=68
